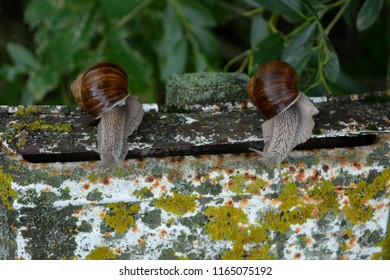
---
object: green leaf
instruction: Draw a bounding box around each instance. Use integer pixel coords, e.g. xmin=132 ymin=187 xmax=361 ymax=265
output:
xmin=178 ymin=0 xmax=216 ymax=27
xmin=159 ymin=39 xmax=188 ymax=79
xmin=192 ymin=25 xmax=221 ymax=62
xmin=101 ymin=0 xmax=143 ymax=18
xmin=252 ymin=32 xmax=284 ymax=69
xmin=192 ymin=49 xmax=208 ymax=72
xmin=6 ymin=43 xmax=39 ymax=70
xmin=299 ymin=0 xmax=322 ymax=23
xmin=250 ymin=15 xmax=268 ymax=48
xmin=104 ymin=34 xmax=153 ymax=99
xmin=26 ymin=66 xmax=60 ymax=103
xmin=284 ymin=48 xmax=313 ymax=76
xmin=24 ymin=0 xmax=53 ymax=28
xmin=324 ymin=50 xmax=340 ymax=82
xmin=0 ymin=64 xmax=26 ymax=81
xmin=282 ymin=23 xmax=315 ymax=59
xmin=330 ymin=70 xmax=366 ymax=95
xmin=161 ymin=4 xmax=183 ymax=46
xmin=252 ymin=0 xmax=304 ymax=22
xmin=356 ymin=0 xmax=384 ymax=31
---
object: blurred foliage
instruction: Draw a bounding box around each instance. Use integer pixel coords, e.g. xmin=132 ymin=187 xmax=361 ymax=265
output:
xmin=0 ymin=0 xmax=389 ymax=105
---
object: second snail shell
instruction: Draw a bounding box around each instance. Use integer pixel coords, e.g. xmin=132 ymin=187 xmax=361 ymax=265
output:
xmin=247 ymin=61 xmax=319 ymax=181
xmin=247 ymin=60 xmax=300 ymax=119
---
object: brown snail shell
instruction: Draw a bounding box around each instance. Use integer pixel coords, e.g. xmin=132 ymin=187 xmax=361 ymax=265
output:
xmin=247 ymin=60 xmax=300 ymax=119
xmin=71 ymin=61 xmax=144 ymax=168
xmin=248 ymin=60 xmax=319 ymax=182
xmin=71 ymin=62 xmax=129 ymax=119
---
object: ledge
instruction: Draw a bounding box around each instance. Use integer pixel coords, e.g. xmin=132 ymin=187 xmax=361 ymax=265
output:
xmin=0 ymin=73 xmax=389 ymax=260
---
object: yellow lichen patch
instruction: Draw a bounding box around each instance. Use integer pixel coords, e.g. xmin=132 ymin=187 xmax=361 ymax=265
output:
xmin=263 ymin=182 xmax=313 ymax=234
xmin=15 ymin=106 xmax=38 ymax=117
xmin=263 ymin=207 xmax=312 ymax=234
xmin=10 ymin=120 xmax=72 ymax=133
xmin=0 ymin=168 xmax=17 ymax=210
xmin=307 ymin=179 xmax=340 ymax=218
xmin=204 ymin=205 xmax=271 ymax=259
xmin=344 ymin=168 xmax=390 ymax=225
xmin=228 ymin=174 xmax=266 ymax=195
xmin=204 ymin=205 xmax=248 ymax=241
xmin=134 ymin=186 xmax=150 ymax=199
xmin=85 ymin=247 xmax=116 ymax=260
xmin=104 ymin=203 xmax=140 ymax=234
xmin=246 ymin=243 xmax=275 ymax=260
xmin=263 ymin=180 xmax=342 ymax=234
xmin=154 ymin=192 xmax=196 ymax=216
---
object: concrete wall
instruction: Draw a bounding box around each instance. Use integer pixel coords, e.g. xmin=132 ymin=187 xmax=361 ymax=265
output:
xmin=0 ymin=73 xmax=389 ymax=260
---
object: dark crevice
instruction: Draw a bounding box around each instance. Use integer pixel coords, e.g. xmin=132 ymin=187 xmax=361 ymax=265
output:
xmin=21 ymin=134 xmax=377 ymax=163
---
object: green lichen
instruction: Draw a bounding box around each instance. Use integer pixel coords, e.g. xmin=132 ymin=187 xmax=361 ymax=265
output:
xmin=344 ymin=167 xmax=390 ymax=225
xmin=86 ymin=189 xmax=103 ymax=201
xmin=134 ymin=186 xmax=153 ymax=199
xmin=11 ymin=120 xmax=72 ymax=133
xmin=87 ymin=172 xmax=98 ymax=183
xmin=60 ymin=186 xmax=71 ymax=200
xmin=85 ymin=247 xmax=117 ymax=260
xmin=197 ymin=180 xmax=223 ymax=196
xmin=19 ymin=190 xmax=79 ymax=259
xmin=78 ymin=220 xmax=93 ymax=233
xmin=229 ymin=174 xmax=266 ymax=195
xmin=204 ymin=205 xmax=271 ymax=259
xmin=0 ymin=168 xmax=18 ymax=210
xmin=104 ymin=203 xmax=140 ymax=234
xmin=154 ymin=192 xmax=196 ymax=216
xmin=15 ymin=106 xmax=38 ymax=117
xmin=383 ymin=202 xmax=390 ymax=260
xmin=166 ymin=72 xmax=249 ymax=106
xmin=142 ymin=209 xmax=161 ymax=229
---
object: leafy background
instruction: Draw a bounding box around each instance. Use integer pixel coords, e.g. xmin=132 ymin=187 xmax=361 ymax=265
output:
xmin=0 ymin=0 xmax=389 ymax=105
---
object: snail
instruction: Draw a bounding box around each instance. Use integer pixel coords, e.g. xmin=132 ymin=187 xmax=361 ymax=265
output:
xmin=71 ymin=62 xmax=144 ymax=167
xmin=247 ymin=60 xmax=319 ymax=181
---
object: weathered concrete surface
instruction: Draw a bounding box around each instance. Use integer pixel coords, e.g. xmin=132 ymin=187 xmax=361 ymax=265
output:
xmin=0 ymin=74 xmax=389 ymax=259
xmin=0 ymin=134 xmax=389 ymax=260
xmin=0 ymin=94 xmax=388 ymax=162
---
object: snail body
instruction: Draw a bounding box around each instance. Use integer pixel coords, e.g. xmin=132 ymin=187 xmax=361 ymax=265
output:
xmin=71 ymin=62 xmax=144 ymax=167
xmin=247 ymin=61 xmax=319 ymax=181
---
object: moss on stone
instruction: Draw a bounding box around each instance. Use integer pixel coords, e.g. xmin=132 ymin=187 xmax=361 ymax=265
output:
xmin=85 ymin=247 xmax=117 ymax=260
xmin=166 ymin=72 xmax=249 ymax=105
xmin=15 ymin=106 xmax=39 ymax=117
xmin=0 ymin=168 xmax=17 ymax=210
xmin=10 ymin=120 xmax=72 ymax=133
xmin=104 ymin=203 xmax=140 ymax=234
xmin=154 ymin=192 xmax=196 ymax=216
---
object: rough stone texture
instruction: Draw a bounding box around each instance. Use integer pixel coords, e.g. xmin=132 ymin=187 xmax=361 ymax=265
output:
xmin=0 ymin=73 xmax=389 ymax=260
xmin=165 ymin=72 xmax=250 ymax=106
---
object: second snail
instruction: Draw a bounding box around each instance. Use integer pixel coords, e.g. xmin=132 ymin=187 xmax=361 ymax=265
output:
xmin=247 ymin=60 xmax=319 ymax=181
xmin=71 ymin=62 xmax=144 ymax=167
